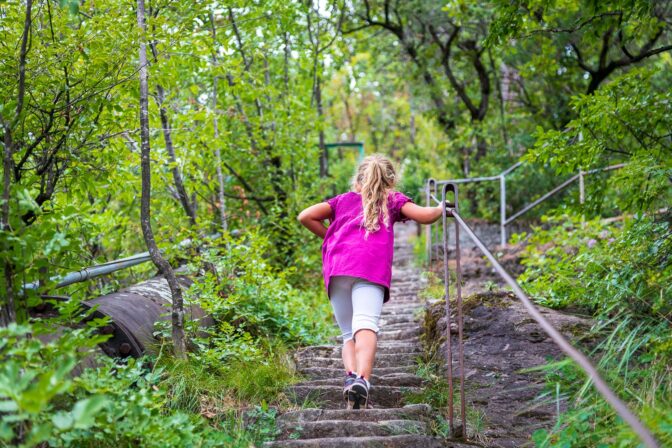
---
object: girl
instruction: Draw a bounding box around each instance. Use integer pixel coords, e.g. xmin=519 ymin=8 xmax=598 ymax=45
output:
xmin=298 ymin=154 xmax=442 ymax=408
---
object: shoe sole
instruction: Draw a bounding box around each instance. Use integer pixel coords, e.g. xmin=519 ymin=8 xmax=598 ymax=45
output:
xmin=347 ymin=383 xmax=369 ymax=409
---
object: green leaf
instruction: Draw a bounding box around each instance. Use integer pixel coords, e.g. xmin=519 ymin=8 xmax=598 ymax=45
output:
xmin=71 ymin=395 xmax=109 ymax=429
xmin=0 ymin=401 xmax=17 ymax=413
xmin=52 ymin=411 xmax=74 ymax=430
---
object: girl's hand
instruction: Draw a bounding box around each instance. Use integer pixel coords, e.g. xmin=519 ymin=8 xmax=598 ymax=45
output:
xmin=400 ymin=203 xmax=443 ymax=224
xmin=297 ymin=202 xmax=332 ymax=238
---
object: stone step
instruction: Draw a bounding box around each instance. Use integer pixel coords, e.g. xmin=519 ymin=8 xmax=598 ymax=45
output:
xmin=276 ymin=404 xmax=434 ymax=424
xmin=297 ymin=372 xmax=424 ymax=388
xmin=299 ymin=366 xmax=418 ymax=380
xmin=379 ymin=314 xmax=421 ymax=325
xmin=286 ymin=385 xmax=420 ymax=408
xmin=389 ymin=286 xmax=420 ymax=291
xmin=265 ymin=435 xmax=469 ymax=448
xmin=276 ymin=419 xmax=428 ymax=439
xmin=381 ymin=310 xmax=421 ymax=317
xmin=295 ymin=343 xmax=421 ymax=358
xmin=378 ymin=327 xmax=422 ymax=340
xmin=380 ymin=322 xmax=420 ymax=332
xmin=383 ymin=302 xmax=423 ymax=309
xmin=331 ymin=332 xmax=420 ymax=343
xmin=295 ymin=353 xmax=419 ymax=369
xmin=389 ymin=286 xmax=419 ymax=291
xmin=331 ymin=332 xmax=420 ymax=344
xmin=380 ymin=310 xmax=420 ymax=319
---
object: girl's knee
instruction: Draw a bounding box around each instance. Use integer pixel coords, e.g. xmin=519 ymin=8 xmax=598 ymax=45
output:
xmin=352 ymin=320 xmax=380 ymax=339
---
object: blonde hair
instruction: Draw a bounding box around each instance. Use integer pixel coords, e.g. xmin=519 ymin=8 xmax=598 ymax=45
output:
xmin=352 ymin=154 xmax=397 ymax=235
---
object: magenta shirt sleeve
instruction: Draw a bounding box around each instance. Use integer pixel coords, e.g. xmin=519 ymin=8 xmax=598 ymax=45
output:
xmin=325 ymin=194 xmax=341 ymax=222
xmin=392 ymin=191 xmax=414 ymax=223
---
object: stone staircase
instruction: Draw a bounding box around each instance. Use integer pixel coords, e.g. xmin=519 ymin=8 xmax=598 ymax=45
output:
xmin=265 ymin=223 xmax=472 ymax=447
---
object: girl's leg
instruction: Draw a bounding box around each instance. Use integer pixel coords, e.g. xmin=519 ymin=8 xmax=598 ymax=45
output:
xmin=328 ymin=276 xmax=356 ymax=373
xmin=351 ymin=280 xmax=384 ymax=380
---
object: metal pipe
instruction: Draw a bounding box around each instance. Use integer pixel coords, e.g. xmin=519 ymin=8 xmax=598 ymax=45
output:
xmin=586 ymin=163 xmax=627 ymax=175
xmin=427 ymin=178 xmax=436 ymax=266
xmin=444 ymin=183 xmax=467 ymax=435
xmin=504 ymin=174 xmax=580 ymax=225
xmin=431 ymin=180 xmax=439 ymax=263
xmin=435 ymin=175 xmax=499 ymax=186
xmin=440 ymin=184 xmax=455 ymax=433
xmin=447 ymin=207 xmax=659 ymax=448
xmin=426 ymin=179 xmax=435 ymax=265
xmin=499 ymin=175 xmax=507 ymax=246
xmin=500 ymin=161 xmax=522 ymax=177
xmin=579 ymin=169 xmax=585 ymax=205
xmin=23 ymin=252 xmax=152 ymax=291
xmin=433 ymin=161 xmax=523 ymax=188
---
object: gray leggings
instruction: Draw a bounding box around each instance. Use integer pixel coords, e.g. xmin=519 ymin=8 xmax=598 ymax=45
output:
xmin=328 ymin=275 xmax=384 ymax=344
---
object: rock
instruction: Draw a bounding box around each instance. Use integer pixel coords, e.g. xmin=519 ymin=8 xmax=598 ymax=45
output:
xmin=264 ymin=435 xmax=470 ymax=448
xmin=285 ymin=385 xmax=421 ymax=409
xmin=275 ymin=419 xmax=428 ymax=439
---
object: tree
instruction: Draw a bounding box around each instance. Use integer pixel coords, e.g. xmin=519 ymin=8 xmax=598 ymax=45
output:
xmin=344 ymin=0 xmax=494 ymax=174
xmin=136 ymin=0 xmax=187 ymax=358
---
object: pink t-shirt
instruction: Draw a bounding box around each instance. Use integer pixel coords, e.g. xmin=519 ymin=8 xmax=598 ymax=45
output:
xmin=322 ymin=190 xmax=414 ymax=303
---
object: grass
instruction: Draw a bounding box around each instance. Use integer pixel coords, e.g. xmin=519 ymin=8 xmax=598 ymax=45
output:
xmin=403 ymin=357 xmax=487 ymax=441
xmin=156 ymin=339 xmax=302 ymax=417
xmin=527 ymin=313 xmax=672 ymax=447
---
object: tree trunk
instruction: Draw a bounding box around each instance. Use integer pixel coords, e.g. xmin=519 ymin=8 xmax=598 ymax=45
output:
xmin=136 ymin=0 xmax=187 ymax=358
xmin=211 ymin=76 xmax=228 ymax=232
xmin=315 ymin=60 xmax=328 ymax=177
xmin=207 ymin=12 xmax=228 ymax=232
xmin=147 ymin=39 xmax=197 ymax=227
xmin=1 ymin=0 xmax=32 ymax=325
xmin=2 ymin=131 xmax=15 ymax=326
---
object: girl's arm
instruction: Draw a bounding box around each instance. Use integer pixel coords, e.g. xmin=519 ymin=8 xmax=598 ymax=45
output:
xmin=297 ymin=202 xmax=332 ymax=238
xmin=400 ymin=202 xmax=443 ymax=224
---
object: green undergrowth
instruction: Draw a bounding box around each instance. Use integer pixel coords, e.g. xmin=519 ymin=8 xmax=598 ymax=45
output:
xmin=156 ymin=339 xmax=300 ymax=413
xmin=1 ymin=231 xmax=333 ymax=447
xmin=404 ymin=358 xmax=486 ymax=441
xmin=515 ymin=213 xmax=672 ymax=447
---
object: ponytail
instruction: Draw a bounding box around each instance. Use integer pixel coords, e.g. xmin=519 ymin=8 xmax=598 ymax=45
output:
xmin=352 ymin=154 xmax=397 ymax=236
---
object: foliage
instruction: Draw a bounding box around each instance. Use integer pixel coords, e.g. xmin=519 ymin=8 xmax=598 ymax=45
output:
xmin=518 ymin=214 xmax=671 ymax=316
xmin=516 ymin=212 xmax=671 ymax=446
xmin=0 ymin=318 xmax=287 ymax=448
xmin=528 ymin=69 xmax=672 ymax=214
xmin=179 ymin=231 xmax=334 ymax=362
xmin=1 ymin=0 xmax=672 ymax=446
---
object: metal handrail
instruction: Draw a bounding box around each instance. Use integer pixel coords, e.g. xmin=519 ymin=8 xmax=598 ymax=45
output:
xmin=427 ymin=182 xmax=659 ymax=447
xmin=503 ymin=173 xmax=580 ymax=225
xmin=430 ymin=161 xmax=625 ymax=245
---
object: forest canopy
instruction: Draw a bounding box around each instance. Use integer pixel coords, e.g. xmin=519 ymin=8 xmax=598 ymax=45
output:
xmin=0 ymin=0 xmax=671 ymax=447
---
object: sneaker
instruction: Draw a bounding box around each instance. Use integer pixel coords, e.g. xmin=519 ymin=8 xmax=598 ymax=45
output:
xmin=348 ymin=377 xmax=370 ymax=409
xmin=342 ymin=371 xmax=357 ymax=400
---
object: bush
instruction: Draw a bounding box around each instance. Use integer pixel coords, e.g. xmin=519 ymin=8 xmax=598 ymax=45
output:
xmin=516 ymin=212 xmax=672 ymax=447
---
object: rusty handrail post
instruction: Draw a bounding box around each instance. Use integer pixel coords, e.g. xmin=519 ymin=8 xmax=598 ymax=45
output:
xmin=444 ymin=183 xmax=467 ymax=436
xmin=440 ymin=183 xmax=455 ymax=434
xmin=499 ymin=174 xmax=507 ymax=246
xmin=432 ymin=179 xmax=440 ymax=264
xmin=426 ymin=178 xmax=436 ymax=265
